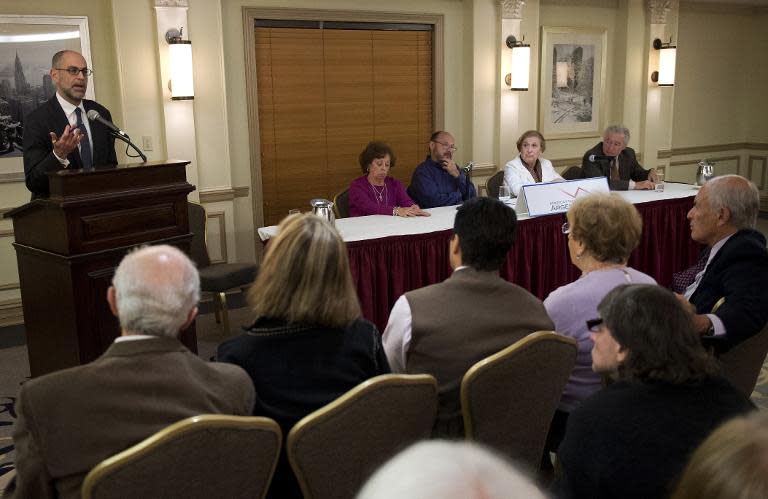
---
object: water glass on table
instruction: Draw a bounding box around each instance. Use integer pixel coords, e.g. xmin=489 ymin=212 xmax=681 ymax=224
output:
xmin=498 ymin=184 xmax=513 ymax=205
xmin=654 ymin=172 xmax=665 ymax=192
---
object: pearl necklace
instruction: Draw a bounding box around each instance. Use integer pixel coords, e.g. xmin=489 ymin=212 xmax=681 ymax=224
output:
xmin=370 ymin=182 xmax=387 ymax=205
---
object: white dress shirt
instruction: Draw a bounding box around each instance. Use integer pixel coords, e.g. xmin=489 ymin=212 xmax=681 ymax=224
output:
xmin=53 ymin=92 xmax=94 ymax=165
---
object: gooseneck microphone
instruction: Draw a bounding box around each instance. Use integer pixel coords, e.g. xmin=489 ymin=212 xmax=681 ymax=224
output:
xmin=86 ymin=110 xmax=147 ymax=162
xmin=588 ymin=154 xmax=615 ymax=162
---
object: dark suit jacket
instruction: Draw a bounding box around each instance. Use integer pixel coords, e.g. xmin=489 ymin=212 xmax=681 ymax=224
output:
xmin=23 ymin=95 xmax=118 ymax=199
xmin=581 ymin=142 xmax=650 ymax=191
xmin=4 ymin=337 xmax=255 ymax=499
xmin=691 ymin=229 xmax=768 ymax=350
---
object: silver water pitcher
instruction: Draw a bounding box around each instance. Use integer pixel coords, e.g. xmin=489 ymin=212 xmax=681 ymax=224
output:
xmin=310 ymin=199 xmax=336 ymax=225
xmin=696 ymin=160 xmax=715 ymax=186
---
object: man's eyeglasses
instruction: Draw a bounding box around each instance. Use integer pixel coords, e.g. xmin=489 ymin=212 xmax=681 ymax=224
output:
xmin=432 ymin=140 xmax=457 ymax=152
xmin=55 ymin=67 xmax=93 ymax=77
xmin=586 ymin=318 xmax=604 ymax=332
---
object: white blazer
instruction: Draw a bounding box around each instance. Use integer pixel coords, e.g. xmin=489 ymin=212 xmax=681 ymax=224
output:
xmin=503 ymin=155 xmax=564 ymax=196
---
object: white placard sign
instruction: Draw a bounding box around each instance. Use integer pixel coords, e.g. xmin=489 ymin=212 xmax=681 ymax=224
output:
xmin=517 ymin=177 xmax=610 ymax=216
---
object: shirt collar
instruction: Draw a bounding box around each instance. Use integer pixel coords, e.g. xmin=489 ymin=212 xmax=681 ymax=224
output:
xmin=56 ymin=92 xmax=85 ymax=119
xmin=706 ymin=233 xmax=734 ymax=267
xmin=114 ymin=334 xmax=158 ymax=343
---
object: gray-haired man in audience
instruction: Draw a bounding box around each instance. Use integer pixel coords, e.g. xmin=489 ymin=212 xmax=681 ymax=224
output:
xmin=5 ymin=245 xmax=255 ymax=499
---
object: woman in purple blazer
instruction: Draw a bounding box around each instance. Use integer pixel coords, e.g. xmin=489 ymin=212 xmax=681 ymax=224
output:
xmin=349 ymin=141 xmax=430 ymax=217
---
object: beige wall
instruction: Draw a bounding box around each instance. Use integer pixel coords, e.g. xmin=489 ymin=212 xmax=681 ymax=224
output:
xmin=1 ymin=0 xmax=767 ymax=325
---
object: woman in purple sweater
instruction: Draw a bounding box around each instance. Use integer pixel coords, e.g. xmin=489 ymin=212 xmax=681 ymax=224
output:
xmin=349 ymin=141 xmax=430 ymax=217
xmin=542 ymin=194 xmax=656 ymax=461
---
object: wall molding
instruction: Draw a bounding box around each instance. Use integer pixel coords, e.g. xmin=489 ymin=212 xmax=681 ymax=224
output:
xmin=0 ymin=172 xmax=24 ymax=184
xmin=0 ymin=228 xmax=14 ymax=238
xmin=658 ymin=142 xmax=768 ymax=159
xmin=0 ymin=298 xmax=23 ymax=328
xmin=199 ymin=186 xmax=250 ymax=203
xmin=748 ymin=155 xmax=767 ymax=191
xmin=669 ymin=155 xmax=741 ymax=175
xmin=680 ymin=1 xmax=768 ymax=16
xmin=206 ymin=211 xmax=228 ymax=264
xmin=472 ymin=162 xmax=497 ymax=176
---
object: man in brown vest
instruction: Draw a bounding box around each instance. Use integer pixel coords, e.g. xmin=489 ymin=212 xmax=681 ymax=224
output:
xmin=383 ymin=197 xmax=554 ymax=437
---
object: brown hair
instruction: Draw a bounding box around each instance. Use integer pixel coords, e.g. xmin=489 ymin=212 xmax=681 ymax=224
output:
xmin=248 ymin=213 xmax=361 ymax=327
xmin=359 ymin=141 xmax=396 ymax=174
xmin=671 ymin=411 xmax=768 ymax=499
xmin=567 ymin=194 xmax=642 ymax=264
xmin=515 ymin=130 xmax=546 ymax=153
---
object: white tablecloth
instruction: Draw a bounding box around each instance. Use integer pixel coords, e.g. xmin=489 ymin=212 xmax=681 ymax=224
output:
xmin=257 ymin=182 xmax=699 ymax=243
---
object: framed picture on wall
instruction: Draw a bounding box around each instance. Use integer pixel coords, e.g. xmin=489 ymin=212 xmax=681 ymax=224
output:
xmin=539 ymin=26 xmax=607 ymax=140
xmin=0 ymin=15 xmax=92 ymax=174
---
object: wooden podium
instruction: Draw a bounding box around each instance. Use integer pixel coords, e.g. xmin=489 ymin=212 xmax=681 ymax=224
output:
xmin=5 ymin=160 xmax=197 ymax=377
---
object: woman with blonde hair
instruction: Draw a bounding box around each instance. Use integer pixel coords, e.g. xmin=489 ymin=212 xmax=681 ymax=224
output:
xmin=217 ymin=213 xmax=390 ymax=499
xmin=672 ymin=411 xmax=767 ymax=499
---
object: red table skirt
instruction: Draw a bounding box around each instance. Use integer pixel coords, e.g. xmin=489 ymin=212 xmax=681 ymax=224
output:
xmin=348 ymin=196 xmax=700 ymax=332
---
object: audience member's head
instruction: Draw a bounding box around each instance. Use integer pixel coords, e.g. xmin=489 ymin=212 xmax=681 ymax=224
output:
xmin=452 ymin=197 xmax=517 ymax=271
xmin=248 ymin=213 xmax=360 ymax=327
xmin=109 ymin=245 xmax=200 ymax=337
xmin=689 ymin=175 xmax=759 ymax=247
xmin=566 ymin=193 xmax=642 ymax=264
xmin=591 ymin=284 xmax=718 ymax=382
xmin=359 ymin=140 xmax=396 ymax=174
xmin=356 ymin=440 xmax=545 ymax=499
xmin=672 ymin=411 xmax=767 ymax=499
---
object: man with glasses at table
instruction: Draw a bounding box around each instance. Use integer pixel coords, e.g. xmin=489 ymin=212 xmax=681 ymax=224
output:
xmin=409 ymin=131 xmax=476 ymax=208
xmin=23 ymin=50 xmax=117 ymax=199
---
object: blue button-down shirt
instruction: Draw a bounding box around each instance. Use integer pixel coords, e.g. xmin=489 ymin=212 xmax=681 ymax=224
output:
xmin=409 ymin=156 xmax=477 ymax=208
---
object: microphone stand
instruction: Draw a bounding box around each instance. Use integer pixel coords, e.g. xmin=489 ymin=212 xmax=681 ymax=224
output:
xmin=111 ymin=130 xmax=147 ymax=162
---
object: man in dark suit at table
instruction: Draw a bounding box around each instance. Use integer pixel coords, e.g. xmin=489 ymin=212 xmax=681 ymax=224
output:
xmin=581 ymin=125 xmax=657 ymax=191
xmin=673 ymin=175 xmax=768 ymax=351
xmin=4 ymin=245 xmax=255 ymax=499
xmin=382 ymin=197 xmax=554 ymax=437
xmin=23 ymin=49 xmax=117 ymax=199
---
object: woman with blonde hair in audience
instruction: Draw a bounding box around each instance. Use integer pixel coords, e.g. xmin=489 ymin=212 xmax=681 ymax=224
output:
xmin=541 ymin=194 xmax=655 ymax=461
xmin=672 ymin=411 xmax=768 ymax=499
xmin=503 ymin=130 xmax=563 ymax=196
xmin=217 ymin=213 xmax=390 ymax=499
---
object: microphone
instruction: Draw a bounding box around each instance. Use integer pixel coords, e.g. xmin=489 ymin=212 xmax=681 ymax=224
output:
xmin=462 ymin=161 xmax=475 ymax=174
xmin=86 ymin=110 xmax=128 ymax=139
xmin=588 ymin=154 xmax=615 ymax=162
xmin=86 ymin=109 xmax=147 ymax=162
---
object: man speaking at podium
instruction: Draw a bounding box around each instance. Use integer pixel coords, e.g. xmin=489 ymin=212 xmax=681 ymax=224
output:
xmin=23 ymin=50 xmax=117 ymax=199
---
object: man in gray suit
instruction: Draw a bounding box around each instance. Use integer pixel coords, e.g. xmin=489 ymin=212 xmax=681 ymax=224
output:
xmin=4 ymin=245 xmax=255 ymax=499
xmin=383 ymin=197 xmax=554 ymax=437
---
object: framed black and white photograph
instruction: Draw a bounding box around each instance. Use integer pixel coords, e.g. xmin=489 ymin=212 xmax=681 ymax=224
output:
xmin=0 ymin=15 xmax=91 ymax=172
xmin=539 ymin=26 xmax=606 ymax=140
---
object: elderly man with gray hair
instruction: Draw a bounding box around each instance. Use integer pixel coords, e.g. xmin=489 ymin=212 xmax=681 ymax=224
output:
xmin=4 ymin=245 xmax=255 ymax=499
xmin=581 ymin=125 xmax=658 ymax=190
xmin=672 ymin=174 xmax=768 ymax=350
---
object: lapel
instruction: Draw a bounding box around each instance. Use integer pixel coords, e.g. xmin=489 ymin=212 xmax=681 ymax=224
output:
xmin=47 ymin=95 xmax=83 ymax=168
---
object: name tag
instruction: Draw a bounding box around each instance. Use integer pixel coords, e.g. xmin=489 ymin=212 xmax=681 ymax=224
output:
xmin=518 ymin=177 xmax=610 ymax=216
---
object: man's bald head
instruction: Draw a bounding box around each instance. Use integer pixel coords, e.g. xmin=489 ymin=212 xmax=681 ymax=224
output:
xmin=110 ymin=245 xmax=200 ymax=337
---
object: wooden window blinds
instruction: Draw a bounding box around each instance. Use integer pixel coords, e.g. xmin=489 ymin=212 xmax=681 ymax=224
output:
xmin=254 ymin=22 xmax=433 ymax=225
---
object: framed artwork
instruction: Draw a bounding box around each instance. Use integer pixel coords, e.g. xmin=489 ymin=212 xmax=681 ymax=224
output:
xmin=0 ymin=15 xmax=92 ymax=173
xmin=539 ymin=26 xmax=607 ymax=140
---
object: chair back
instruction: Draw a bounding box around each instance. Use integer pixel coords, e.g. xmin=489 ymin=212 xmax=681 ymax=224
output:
xmin=287 ymin=374 xmax=437 ymax=499
xmin=561 ymin=166 xmax=584 ymax=180
xmin=717 ymin=323 xmax=768 ymax=397
xmin=333 ymin=188 xmax=350 ymax=218
xmin=82 ymin=415 xmax=282 ymax=499
xmin=461 ymin=331 xmax=577 ymax=471
xmin=188 ymin=201 xmax=211 ymax=268
xmin=485 ymin=170 xmax=505 ymax=198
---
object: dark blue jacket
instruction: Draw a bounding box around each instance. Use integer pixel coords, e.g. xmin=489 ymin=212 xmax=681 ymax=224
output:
xmin=409 ymin=156 xmax=476 ymax=208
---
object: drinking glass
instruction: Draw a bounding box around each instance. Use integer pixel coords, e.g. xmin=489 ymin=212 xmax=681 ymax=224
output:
xmin=654 ymin=172 xmax=665 ymax=192
xmin=498 ymin=184 xmax=512 ymax=204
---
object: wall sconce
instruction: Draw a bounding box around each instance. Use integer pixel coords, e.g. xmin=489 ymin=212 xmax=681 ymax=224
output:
xmin=504 ymin=35 xmax=530 ymax=91
xmin=651 ymin=37 xmax=676 ymax=87
xmin=165 ymin=27 xmax=194 ymax=100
